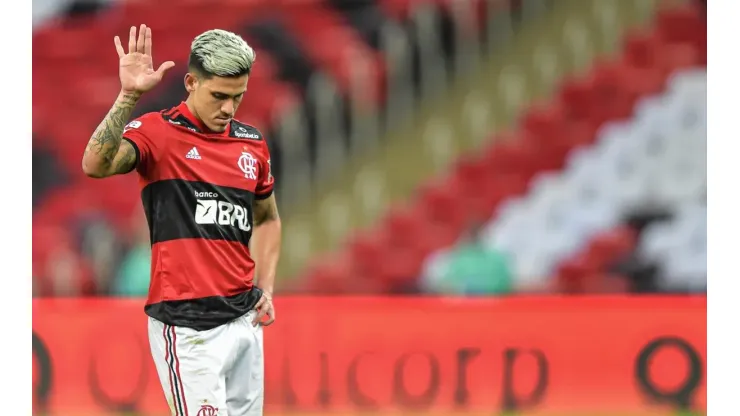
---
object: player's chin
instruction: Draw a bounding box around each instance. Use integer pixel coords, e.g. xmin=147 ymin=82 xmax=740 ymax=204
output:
xmin=210 ymin=119 xmax=230 ymax=132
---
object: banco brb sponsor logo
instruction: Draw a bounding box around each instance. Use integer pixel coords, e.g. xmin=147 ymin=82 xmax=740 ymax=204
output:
xmin=194 ymin=191 xmax=251 ymax=232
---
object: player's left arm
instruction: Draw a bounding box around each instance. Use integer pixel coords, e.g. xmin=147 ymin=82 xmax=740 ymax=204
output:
xmin=251 ymin=193 xmax=281 ymax=325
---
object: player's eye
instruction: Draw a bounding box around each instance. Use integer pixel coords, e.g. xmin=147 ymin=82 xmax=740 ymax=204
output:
xmin=212 ymin=93 xmax=228 ymax=100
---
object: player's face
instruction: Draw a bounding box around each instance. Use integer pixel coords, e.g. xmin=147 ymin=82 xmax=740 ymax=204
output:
xmin=187 ymin=73 xmax=249 ymax=132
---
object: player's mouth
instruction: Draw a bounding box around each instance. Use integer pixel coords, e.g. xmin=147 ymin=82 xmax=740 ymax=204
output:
xmin=214 ymin=117 xmax=231 ymax=125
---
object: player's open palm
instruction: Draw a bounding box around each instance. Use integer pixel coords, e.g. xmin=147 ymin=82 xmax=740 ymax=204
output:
xmin=114 ymin=24 xmax=175 ymax=95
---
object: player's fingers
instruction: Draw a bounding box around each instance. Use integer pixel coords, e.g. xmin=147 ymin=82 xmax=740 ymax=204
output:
xmin=128 ymin=26 xmax=136 ymax=54
xmin=155 ymin=61 xmax=175 ymax=78
xmin=144 ymin=27 xmax=152 ymax=57
xmin=262 ymin=306 xmax=276 ymax=326
xmin=251 ymin=297 xmax=267 ymax=325
xmin=253 ymin=306 xmax=268 ymax=326
xmin=114 ymin=36 xmax=125 ymax=58
xmin=136 ymin=24 xmax=147 ymax=53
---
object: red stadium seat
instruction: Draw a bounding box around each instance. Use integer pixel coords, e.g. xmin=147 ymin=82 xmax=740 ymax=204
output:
xmin=585 ymin=227 xmax=637 ymax=269
xmin=402 ymin=199 xmax=462 ymax=252
xmin=556 ymin=253 xmax=602 ymax=294
xmin=580 ymin=272 xmax=631 ymax=294
xmin=378 ymin=0 xmax=490 ymax=23
xmin=378 ymin=0 xmax=430 ymax=20
xmin=376 ymin=244 xmax=426 ymax=291
xmin=301 ymin=254 xmax=354 ymax=294
xmin=449 ymin=156 xmax=530 ymax=221
xmin=623 ymin=29 xmax=664 ymax=69
xmin=555 ymin=225 xmax=638 ymax=295
xmin=32 ymin=221 xmax=99 ymax=297
xmin=382 ymin=204 xmax=425 ymax=249
xmin=558 ymin=76 xmax=593 ymax=122
xmin=452 ymin=156 xmax=489 ymax=197
xmin=279 ymin=2 xmax=386 ymax=104
xmin=655 ymin=4 xmax=705 ymax=45
xmin=483 ymin=137 xmax=539 ymax=179
xmin=32 ymin=224 xmax=71 ymax=262
xmin=520 ymin=101 xmax=568 ymax=143
xmin=659 ymin=43 xmax=699 ymax=74
xmin=417 ymin=179 xmax=467 ymax=232
xmin=591 ymin=60 xmax=637 ymax=124
xmin=453 ymin=157 xmax=496 ymax=221
xmin=347 ymin=230 xmax=387 ymax=279
xmin=33 ymin=186 xmax=100 ymax=230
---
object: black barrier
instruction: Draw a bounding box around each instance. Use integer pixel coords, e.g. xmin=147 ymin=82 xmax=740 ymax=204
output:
xmin=634 ymin=335 xmax=703 ymax=409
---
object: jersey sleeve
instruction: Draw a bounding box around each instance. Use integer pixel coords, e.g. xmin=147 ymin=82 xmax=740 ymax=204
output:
xmin=255 ymin=139 xmax=274 ymax=199
xmin=122 ymin=114 xmax=161 ymax=176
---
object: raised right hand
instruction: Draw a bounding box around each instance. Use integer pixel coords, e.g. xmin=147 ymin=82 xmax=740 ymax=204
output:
xmin=115 ymin=24 xmax=175 ymax=95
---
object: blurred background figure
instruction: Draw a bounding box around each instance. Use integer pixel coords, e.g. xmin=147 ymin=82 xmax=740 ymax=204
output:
xmin=112 ymin=209 xmax=150 ymax=297
xmin=422 ymin=221 xmax=513 ymax=295
xmin=32 ymin=0 xmax=707 ymax=414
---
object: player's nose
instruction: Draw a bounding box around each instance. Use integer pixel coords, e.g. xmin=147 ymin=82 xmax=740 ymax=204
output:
xmin=220 ymin=100 xmax=235 ymax=117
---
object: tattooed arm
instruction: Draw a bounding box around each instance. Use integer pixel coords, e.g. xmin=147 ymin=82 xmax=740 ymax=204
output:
xmin=81 ymin=91 xmax=141 ymax=178
xmin=82 ymin=23 xmax=174 ymax=177
xmin=251 ymin=194 xmax=282 ymax=297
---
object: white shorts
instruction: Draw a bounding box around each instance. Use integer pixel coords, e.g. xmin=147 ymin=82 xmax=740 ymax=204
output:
xmin=148 ymin=312 xmax=264 ymax=416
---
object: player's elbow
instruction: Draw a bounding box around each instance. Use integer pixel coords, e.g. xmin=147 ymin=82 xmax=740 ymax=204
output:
xmin=81 ymin=158 xmax=108 ymax=179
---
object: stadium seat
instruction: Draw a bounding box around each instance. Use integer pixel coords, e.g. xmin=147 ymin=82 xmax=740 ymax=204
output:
xmin=281 ymin=2 xmax=387 ymax=104
xmin=638 ymin=201 xmax=706 ymax=291
xmin=300 ymin=254 xmax=355 ymax=294
xmin=347 ymin=231 xmax=387 ymax=280
xmin=298 ymin=1 xmax=707 ymax=293
xmin=584 ymin=227 xmax=637 ymax=269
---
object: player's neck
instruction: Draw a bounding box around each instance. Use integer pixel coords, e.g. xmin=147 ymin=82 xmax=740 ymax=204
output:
xmin=184 ymin=98 xmax=201 ymax=125
xmin=183 ymin=98 xmax=219 ymax=134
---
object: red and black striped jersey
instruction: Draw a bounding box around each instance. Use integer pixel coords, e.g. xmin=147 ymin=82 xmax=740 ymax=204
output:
xmin=122 ymin=102 xmax=273 ymax=331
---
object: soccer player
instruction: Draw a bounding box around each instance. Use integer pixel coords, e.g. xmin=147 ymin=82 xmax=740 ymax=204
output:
xmin=81 ymin=24 xmax=281 ymax=415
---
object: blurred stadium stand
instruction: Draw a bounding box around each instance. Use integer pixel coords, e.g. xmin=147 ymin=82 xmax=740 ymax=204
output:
xmin=293 ymin=0 xmax=706 ymax=295
xmin=32 ymin=0 xmax=706 ymax=297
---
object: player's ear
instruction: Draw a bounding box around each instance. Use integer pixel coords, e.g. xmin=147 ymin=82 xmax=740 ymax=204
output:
xmin=184 ymin=73 xmax=197 ymax=93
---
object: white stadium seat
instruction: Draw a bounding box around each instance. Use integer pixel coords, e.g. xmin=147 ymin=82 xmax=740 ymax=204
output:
xmin=479 ymin=68 xmax=706 ymax=288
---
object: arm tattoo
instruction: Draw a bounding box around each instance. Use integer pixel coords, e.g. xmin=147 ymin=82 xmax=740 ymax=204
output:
xmin=84 ymin=92 xmax=140 ymax=174
xmin=112 ymin=142 xmax=138 ymax=174
xmin=253 ymin=196 xmax=279 ymax=226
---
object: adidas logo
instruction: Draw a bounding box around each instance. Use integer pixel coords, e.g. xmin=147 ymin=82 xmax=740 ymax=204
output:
xmin=186 ymin=147 xmax=201 ymax=160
